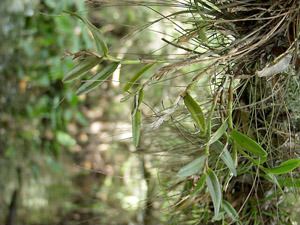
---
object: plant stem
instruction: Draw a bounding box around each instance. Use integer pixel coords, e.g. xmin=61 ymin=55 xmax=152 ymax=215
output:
xmin=205 ymin=92 xmax=220 ymax=155
xmin=227 ymin=78 xmax=237 ymax=165
xmin=105 ymin=55 xmax=169 ymax=65
xmin=228 ymin=78 xmax=234 ymax=130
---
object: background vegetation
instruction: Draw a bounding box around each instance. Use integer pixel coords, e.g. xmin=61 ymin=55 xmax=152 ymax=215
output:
xmin=0 ymin=1 xmax=158 ymax=224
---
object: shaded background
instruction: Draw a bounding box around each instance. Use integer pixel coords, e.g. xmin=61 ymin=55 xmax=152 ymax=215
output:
xmin=0 ymin=1 xmax=176 ymax=224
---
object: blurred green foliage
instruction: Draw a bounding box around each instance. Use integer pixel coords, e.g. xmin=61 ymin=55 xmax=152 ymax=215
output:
xmin=0 ymin=0 xmax=91 ymax=224
xmin=0 ymin=1 xmax=163 ymax=224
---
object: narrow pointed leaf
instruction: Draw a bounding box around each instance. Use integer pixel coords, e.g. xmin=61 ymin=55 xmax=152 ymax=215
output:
xmin=132 ymin=89 xmax=144 ymax=116
xmin=212 ymin=141 xmax=237 ymax=176
xmin=193 ymin=0 xmax=206 ymax=19
xmin=201 ymin=0 xmax=222 ymax=12
xmin=212 ymin=212 xmax=225 ymax=222
xmin=137 ymin=89 xmax=144 ymax=108
xmin=223 ymin=200 xmax=239 ymax=222
xmin=76 ymin=62 xmax=119 ymax=96
xmin=191 ymin=173 xmax=207 ymax=196
xmin=208 ymin=119 xmax=227 ymax=145
xmin=253 ymin=156 xmax=267 ymax=165
xmin=198 ymin=28 xmax=208 ymax=42
xmin=278 ymin=178 xmax=300 ymax=188
xmin=132 ymin=109 xmax=141 ymax=147
xmin=221 ymin=148 xmax=237 ymax=176
xmin=89 ymin=24 xmax=108 ymax=56
xmin=63 ymin=11 xmax=108 ymax=55
xmin=178 ymin=155 xmax=207 ymax=177
xmin=264 ymin=159 xmax=300 ymax=174
xmin=184 ymin=92 xmax=206 ymax=132
xmin=123 ymin=64 xmax=154 ymax=91
xmin=63 ymin=57 xmax=100 ymax=83
xmin=206 ymin=167 xmax=222 ymax=216
xmin=231 ymin=129 xmax=267 ymax=157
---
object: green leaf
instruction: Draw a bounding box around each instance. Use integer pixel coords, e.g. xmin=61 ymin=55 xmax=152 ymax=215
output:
xmin=63 ymin=57 xmax=100 ymax=83
xmin=132 ymin=109 xmax=141 ymax=147
xmin=220 ymin=147 xmax=237 ymax=177
xmin=131 ymin=89 xmax=144 ymax=148
xmin=123 ymin=64 xmax=154 ymax=91
xmin=231 ymin=129 xmax=267 ymax=157
xmin=208 ymin=119 xmax=227 ymax=145
xmin=223 ymin=200 xmax=239 ymax=222
xmin=220 ymin=148 xmax=237 ymax=176
xmin=194 ymin=0 xmax=206 ymax=19
xmin=264 ymin=159 xmax=300 ymax=174
xmin=76 ymin=62 xmax=119 ymax=96
xmin=132 ymin=89 xmax=144 ymax=114
xmin=212 ymin=211 xmax=225 ymax=222
xmin=91 ymin=26 xmax=108 ymax=56
xmin=278 ymin=178 xmax=300 ymax=188
xmin=253 ymin=156 xmax=267 ymax=165
xmin=184 ymin=92 xmax=206 ymax=132
xmin=198 ymin=28 xmax=208 ymax=42
xmin=137 ymin=89 xmax=144 ymax=108
xmin=178 ymin=155 xmax=207 ymax=177
xmin=206 ymin=167 xmax=222 ymax=216
xmin=63 ymin=11 xmax=108 ymax=55
xmin=191 ymin=173 xmax=207 ymax=196
xmin=56 ymin=131 xmax=76 ymax=147
xmin=212 ymin=141 xmax=237 ymax=176
xmin=201 ymin=0 xmax=222 ymax=13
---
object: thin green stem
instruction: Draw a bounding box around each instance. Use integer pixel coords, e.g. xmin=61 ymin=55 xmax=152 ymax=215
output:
xmin=205 ymin=92 xmax=219 ymax=155
xmin=228 ymin=78 xmax=233 ymax=130
xmin=105 ymin=55 xmax=170 ymax=65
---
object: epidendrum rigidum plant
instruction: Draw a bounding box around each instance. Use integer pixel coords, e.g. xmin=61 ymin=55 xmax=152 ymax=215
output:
xmin=61 ymin=0 xmax=300 ymax=224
